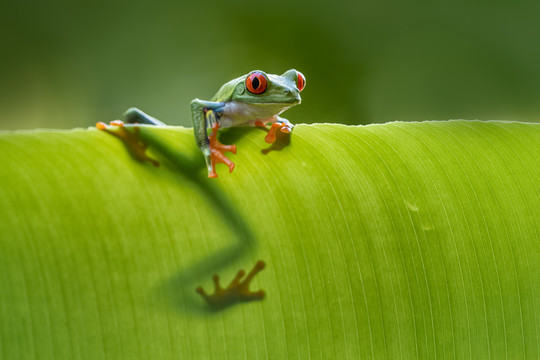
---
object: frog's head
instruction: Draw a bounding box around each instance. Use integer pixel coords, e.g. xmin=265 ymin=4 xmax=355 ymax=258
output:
xmin=232 ymin=69 xmax=305 ymax=105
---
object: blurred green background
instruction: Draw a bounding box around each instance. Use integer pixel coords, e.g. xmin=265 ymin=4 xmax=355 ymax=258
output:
xmin=1 ymin=0 xmax=540 ymax=130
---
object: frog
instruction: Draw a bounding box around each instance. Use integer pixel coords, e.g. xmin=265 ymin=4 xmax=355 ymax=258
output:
xmin=97 ymin=69 xmax=306 ymax=178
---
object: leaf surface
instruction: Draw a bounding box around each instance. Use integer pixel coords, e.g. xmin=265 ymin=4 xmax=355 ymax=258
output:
xmin=1 ymin=121 xmax=539 ymax=359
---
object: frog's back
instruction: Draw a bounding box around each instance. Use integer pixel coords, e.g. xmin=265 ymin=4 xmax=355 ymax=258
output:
xmin=211 ymin=74 xmax=247 ymax=102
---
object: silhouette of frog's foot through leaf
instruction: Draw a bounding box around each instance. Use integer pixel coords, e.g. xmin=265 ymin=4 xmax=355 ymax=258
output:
xmin=97 ymin=122 xmax=258 ymax=313
xmin=196 ymin=260 xmax=266 ymax=309
xmin=96 ymin=121 xmax=160 ymax=166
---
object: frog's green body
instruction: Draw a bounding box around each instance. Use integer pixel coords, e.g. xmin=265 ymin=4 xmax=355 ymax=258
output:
xmin=123 ymin=69 xmax=305 ymax=177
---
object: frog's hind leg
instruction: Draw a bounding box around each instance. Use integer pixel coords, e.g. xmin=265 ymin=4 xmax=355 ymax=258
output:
xmin=124 ymin=107 xmax=166 ymax=126
xmin=96 ymin=109 xmax=160 ymax=166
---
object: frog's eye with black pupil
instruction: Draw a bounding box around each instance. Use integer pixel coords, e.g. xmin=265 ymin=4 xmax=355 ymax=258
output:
xmin=297 ymin=71 xmax=306 ymax=92
xmin=246 ymin=72 xmax=267 ymax=94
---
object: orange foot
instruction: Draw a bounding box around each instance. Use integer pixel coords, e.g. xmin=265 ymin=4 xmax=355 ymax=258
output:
xmin=208 ymin=122 xmax=237 ymax=178
xmin=265 ymin=121 xmax=293 ymax=144
xmin=254 ymin=120 xmax=267 ymax=128
xmin=196 ymin=261 xmax=266 ymax=308
xmin=96 ymin=120 xmax=159 ymax=166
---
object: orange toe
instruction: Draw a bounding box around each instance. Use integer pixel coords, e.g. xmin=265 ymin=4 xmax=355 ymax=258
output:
xmin=265 ymin=123 xmax=282 ymax=143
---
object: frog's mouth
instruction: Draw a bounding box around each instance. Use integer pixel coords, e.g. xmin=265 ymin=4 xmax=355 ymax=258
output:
xmin=256 ymin=102 xmax=301 ymax=113
xmin=258 ymin=100 xmax=300 ymax=106
xmin=247 ymin=98 xmax=301 ymax=106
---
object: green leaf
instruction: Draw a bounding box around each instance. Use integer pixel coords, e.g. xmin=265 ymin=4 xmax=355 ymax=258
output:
xmin=1 ymin=121 xmax=539 ymax=359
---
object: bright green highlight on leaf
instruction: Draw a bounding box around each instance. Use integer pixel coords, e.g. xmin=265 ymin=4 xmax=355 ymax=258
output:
xmin=1 ymin=121 xmax=539 ymax=358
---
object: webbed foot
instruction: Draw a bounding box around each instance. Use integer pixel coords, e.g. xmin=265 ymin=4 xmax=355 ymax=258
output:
xmin=265 ymin=121 xmax=294 ymax=143
xmin=196 ymin=261 xmax=266 ymax=308
xmin=207 ymin=122 xmax=237 ymax=178
xmin=96 ymin=121 xmax=159 ymax=166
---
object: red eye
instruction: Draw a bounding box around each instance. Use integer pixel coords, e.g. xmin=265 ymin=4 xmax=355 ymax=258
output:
xmin=246 ymin=72 xmax=267 ymax=94
xmin=296 ymin=71 xmax=306 ymax=92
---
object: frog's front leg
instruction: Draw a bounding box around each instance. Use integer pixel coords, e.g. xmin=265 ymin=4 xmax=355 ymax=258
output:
xmin=191 ymin=99 xmax=236 ymax=178
xmin=256 ymin=116 xmax=294 ymax=144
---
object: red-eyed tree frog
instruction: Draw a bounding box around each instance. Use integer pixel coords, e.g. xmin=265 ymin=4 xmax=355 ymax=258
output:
xmin=97 ymin=69 xmax=306 ymax=178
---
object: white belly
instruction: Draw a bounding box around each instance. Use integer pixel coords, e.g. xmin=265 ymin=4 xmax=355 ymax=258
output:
xmin=220 ymin=101 xmax=293 ymax=127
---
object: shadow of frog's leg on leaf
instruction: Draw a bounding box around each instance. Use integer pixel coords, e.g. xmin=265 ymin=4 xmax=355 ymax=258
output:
xmin=196 ymin=261 xmax=266 ymax=309
xmin=98 ymin=115 xmax=262 ymax=312
xmin=133 ymin=127 xmax=257 ymax=313
xmin=96 ymin=120 xmax=160 ymax=167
